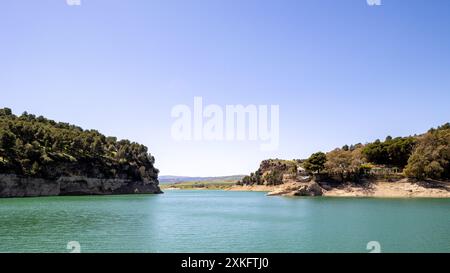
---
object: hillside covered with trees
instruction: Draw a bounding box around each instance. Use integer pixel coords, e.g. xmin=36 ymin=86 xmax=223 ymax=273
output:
xmin=239 ymin=123 xmax=450 ymax=186
xmin=0 ymin=108 xmax=159 ymax=182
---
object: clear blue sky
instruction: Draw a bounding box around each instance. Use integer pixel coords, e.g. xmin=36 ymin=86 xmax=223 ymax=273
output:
xmin=1 ymin=0 xmax=449 ymax=176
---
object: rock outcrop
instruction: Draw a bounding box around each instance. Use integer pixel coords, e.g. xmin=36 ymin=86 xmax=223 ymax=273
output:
xmin=266 ymin=181 xmax=324 ymax=197
xmin=0 ymin=174 xmax=162 ymax=198
xmin=293 ymin=181 xmax=323 ymax=196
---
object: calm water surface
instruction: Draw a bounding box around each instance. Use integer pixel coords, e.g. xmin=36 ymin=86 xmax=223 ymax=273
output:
xmin=0 ymin=190 xmax=449 ymax=252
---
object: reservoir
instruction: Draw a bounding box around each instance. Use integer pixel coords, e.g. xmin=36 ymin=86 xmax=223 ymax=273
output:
xmin=0 ymin=190 xmax=449 ymax=253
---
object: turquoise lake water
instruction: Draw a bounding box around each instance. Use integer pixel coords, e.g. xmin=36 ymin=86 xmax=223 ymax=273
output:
xmin=0 ymin=190 xmax=449 ymax=253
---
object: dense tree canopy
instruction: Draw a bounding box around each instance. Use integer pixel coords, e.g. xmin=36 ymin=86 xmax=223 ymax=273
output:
xmin=324 ymin=147 xmax=366 ymax=182
xmin=303 ymin=152 xmax=326 ymax=174
xmin=405 ymin=125 xmax=450 ymax=180
xmin=362 ymin=136 xmax=416 ymax=168
xmin=0 ymin=108 xmax=159 ymax=181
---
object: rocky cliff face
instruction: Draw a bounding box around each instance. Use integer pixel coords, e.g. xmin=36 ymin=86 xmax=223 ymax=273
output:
xmin=0 ymin=174 xmax=162 ymax=198
xmin=239 ymin=159 xmax=301 ymax=186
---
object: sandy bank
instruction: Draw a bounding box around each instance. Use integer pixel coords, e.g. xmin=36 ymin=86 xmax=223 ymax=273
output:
xmin=227 ymin=184 xmax=278 ymax=192
xmin=228 ymin=179 xmax=450 ymax=198
xmin=324 ymin=180 xmax=450 ymax=198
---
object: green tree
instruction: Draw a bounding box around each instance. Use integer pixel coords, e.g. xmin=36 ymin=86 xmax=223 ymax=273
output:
xmin=0 ymin=130 xmax=16 ymax=152
xmin=405 ymin=127 xmax=450 ymax=180
xmin=31 ymin=162 xmax=41 ymax=176
xmin=303 ymin=152 xmax=327 ymax=174
xmin=325 ymin=149 xmax=353 ymax=182
xmin=263 ymin=170 xmax=284 ymax=185
xmin=362 ymin=136 xmax=416 ymax=168
xmin=0 ymin=108 xmax=12 ymax=116
xmin=325 ymin=147 xmax=367 ymax=182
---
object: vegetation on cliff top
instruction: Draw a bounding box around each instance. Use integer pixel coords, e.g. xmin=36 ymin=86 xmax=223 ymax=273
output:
xmin=0 ymin=108 xmax=159 ymax=181
xmin=240 ymin=123 xmax=450 ymax=185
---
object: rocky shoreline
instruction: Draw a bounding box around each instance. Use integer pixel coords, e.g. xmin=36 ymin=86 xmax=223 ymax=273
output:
xmin=0 ymin=174 xmax=162 ymax=198
xmin=228 ymin=179 xmax=450 ymax=198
